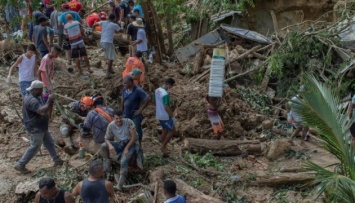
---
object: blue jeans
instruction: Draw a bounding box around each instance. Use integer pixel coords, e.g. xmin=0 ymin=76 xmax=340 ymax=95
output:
xmin=40 ymin=50 xmax=49 ymax=59
xmin=131 ymin=115 xmax=143 ymax=141
xmin=17 ymin=131 xmax=61 ymax=167
xmin=19 ymin=81 xmax=32 ymax=96
xmin=111 ymin=141 xmax=136 ymax=187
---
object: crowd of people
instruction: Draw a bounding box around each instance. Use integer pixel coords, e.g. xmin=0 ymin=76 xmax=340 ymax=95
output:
xmin=3 ymin=0 xmax=148 ymax=80
xmin=3 ymin=1 xmax=209 ymax=202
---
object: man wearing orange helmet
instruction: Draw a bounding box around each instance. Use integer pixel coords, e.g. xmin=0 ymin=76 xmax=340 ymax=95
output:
xmin=60 ymin=96 xmax=94 ymax=155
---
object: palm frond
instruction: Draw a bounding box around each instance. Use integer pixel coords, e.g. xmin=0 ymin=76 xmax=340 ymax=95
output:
xmin=292 ymin=74 xmax=355 ymax=179
xmin=306 ymin=161 xmax=355 ymax=202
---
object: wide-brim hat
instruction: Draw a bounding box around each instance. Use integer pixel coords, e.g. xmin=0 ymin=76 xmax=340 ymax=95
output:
xmin=132 ymin=18 xmax=144 ymax=28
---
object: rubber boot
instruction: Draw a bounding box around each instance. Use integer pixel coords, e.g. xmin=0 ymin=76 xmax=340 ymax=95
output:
xmin=63 ymin=137 xmax=76 ymax=155
xmin=103 ymin=158 xmax=112 ymax=173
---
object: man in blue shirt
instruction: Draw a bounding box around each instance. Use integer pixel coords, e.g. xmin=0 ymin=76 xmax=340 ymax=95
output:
xmin=121 ymin=76 xmax=149 ymax=144
xmin=163 ymin=180 xmax=186 ymax=203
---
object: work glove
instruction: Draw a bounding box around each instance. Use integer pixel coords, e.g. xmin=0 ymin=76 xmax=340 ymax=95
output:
xmin=6 ymin=75 xmax=12 ymax=84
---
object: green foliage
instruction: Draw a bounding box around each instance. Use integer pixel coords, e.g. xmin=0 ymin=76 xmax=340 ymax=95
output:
xmin=294 ymin=74 xmax=355 ymax=201
xmin=235 ymin=87 xmax=272 ymax=114
xmin=184 ymin=151 xmax=224 ymax=171
xmin=190 ymin=178 xmax=205 ymax=188
xmin=145 ymin=154 xmax=167 ymax=168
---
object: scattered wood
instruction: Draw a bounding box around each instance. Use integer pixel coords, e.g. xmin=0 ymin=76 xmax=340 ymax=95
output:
xmin=224 ymin=60 xmax=267 ymax=83
xmin=248 ymin=172 xmax=315 ymax=187
xmin=191 ymin=69 xmax=210 ymax=83
xmin=184 ymin=138 xmax=262 ymax=156
xmin=153 ymin=181 xmax=158 ymax=203
xmin=270 ymin=10 xmax=279 ymax=35
xmin=225 ymin=45 xmax=262 ymax=67
xmin=174 ymin=179 xmax=225 ymax=203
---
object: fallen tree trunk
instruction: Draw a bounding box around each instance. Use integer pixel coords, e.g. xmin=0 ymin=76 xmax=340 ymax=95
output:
xmin=174 ymin=179 xmax=225 ymax=203
xmin=184 ymin=138 xmax=261 ymax=156
xmin=248 ymin=172 xmax=315 ymax=187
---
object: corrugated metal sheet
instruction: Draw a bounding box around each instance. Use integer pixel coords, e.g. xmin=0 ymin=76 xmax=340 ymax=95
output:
xmin=176 ymin=30 xmax=222 ymax=63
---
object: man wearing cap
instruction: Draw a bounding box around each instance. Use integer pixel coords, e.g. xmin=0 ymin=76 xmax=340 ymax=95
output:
xmin=154 ymin=78 xmax=176 ymax=154
xmin=15 ymin=80 xmax=63 ymax=174
xmin=131 ymin=18 xmax=148 ymax=60
xmin=128 ymin=68 xmax=143 ymax=86
xmin=123 ymin=50 xmax=145 ymax=84
xmin=60 ymin=96 xmax=94 ymax=155
xmin=121 ymin=76 xmax=150 ymax=143
xmin=93 ymin=13 xmax=121 ymax=79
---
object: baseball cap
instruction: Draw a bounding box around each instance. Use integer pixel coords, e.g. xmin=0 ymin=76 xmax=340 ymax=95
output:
xmin=130 ymin=68 xmax=142 ymax=75
xmin=26 ymin=80 xmax=44 ymax=91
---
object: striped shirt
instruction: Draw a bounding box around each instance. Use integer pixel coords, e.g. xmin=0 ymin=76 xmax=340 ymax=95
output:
xmin=64 ymin=20 xmax=83 ymax=45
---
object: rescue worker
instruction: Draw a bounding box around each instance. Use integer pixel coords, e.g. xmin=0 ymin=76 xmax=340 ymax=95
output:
xmin=60 ymin=96 xmax=94 ymax=155
xmin=80 ymin=93 xmax=114 ymax=154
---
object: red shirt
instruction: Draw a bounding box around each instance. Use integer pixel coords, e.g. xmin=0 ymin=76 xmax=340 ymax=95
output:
xmin=86 ymin=13 xmax=100 ymax=27
xmin=68 ymin=0 xmax=82 ymax=12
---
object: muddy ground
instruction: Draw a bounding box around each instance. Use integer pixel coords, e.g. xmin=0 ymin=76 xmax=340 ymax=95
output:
xmin=0 ymin=41 xmax=339 ymax=203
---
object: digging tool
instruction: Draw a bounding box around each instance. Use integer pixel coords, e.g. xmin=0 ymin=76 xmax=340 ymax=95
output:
xmin=54 ymin=93 xmax=77 ymax=102
xmin=44 ymin=64 xmax=80 ymax=129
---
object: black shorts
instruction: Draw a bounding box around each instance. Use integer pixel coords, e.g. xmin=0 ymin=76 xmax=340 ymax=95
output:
xmin=63 ymin=37 xmax=71 ymax=50
xmin=350 ymin=123 xmax=355 ymax=137
xmin=71 ymin=42 xmax=87 ymax=59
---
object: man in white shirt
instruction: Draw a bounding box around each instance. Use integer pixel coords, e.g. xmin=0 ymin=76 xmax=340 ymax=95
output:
xmin=93 ymin=14 xmax=121 ymax=79
xmin=154 ymin=78 xmax=176 ymax=155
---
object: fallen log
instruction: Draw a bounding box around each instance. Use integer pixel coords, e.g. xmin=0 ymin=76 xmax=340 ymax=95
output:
xmin=184 ymin=138 xmax=261 ymax=156
xmin=174 ymin=179 xmax=225 ymax=203
xmin=248 ymin=172 xmax=315 ymax=187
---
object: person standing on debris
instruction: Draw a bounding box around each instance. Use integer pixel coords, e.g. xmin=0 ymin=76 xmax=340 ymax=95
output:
xmin=80 ymin=93 xmax=114 ymax=153
xmin=4 ymin=1 xmax=21 ymax=32
xmin=163 ymin=180 xmax=186 ymax=203
xmin=93 ymin=13 xmax=121 ymax=79
xmin=50 ymin=6 xmax=64 ymax=47
xmin=7 ymin=44 xmax=38 ymax=97
xmin=33 ymin=16 xmax=50 ymax=59
xmin=206 ymin=95 xmax=224 ymax=140
xmin=35 ymin=177 xmax=75 ymax=203
xmin=58 ymin=3 xmax=82 ymax=68
xmin=14 ymin=80 xmax=63 ymax=174
xmin=154 ymin=78 xmax=176 ymax=154
xmin=64 ymin=14 xmax=92 ymax=75
xmin=287 ymin=86 xmax=309 ymax=147
xmin=122 ymin=50 xmax=144 ymax=84
xmin=131 ymin=18 xmax=148 ymax=61
xmin=133 ymin=9 xmax=145 ymax=25
xmin=72 ymin=159 xmax=115 ymax=203
xmin=118 ymin=0 xmax=133 ymax=27
xmin=108 ymin=0 xmax=120 ymax=24
xmin=60 ymin=96 xmax=94 ymax=155
xmin=38 ymin=45 xmax=62 ymax=95
xmin=126 ymin=15 xmax=138 ymax=56
xmin=101 ymin=110 xmax=143 ymax=191
xmin=121 ymin=76 xmax=150 ymax=143
xmin=43 ymin=0 xmax=55 ymax=18
xmin=29 ymin=3 xmax=46 ymax=40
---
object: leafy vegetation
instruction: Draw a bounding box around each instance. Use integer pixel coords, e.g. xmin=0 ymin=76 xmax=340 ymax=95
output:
xmin=145 ymin=154 xmax=168 ymax=168
xmin=294 ymin=74 xmax=355 ymax=202
xmin=284 ymin=148 xmax=310 ymax=160
xmin=184 ymin=151 xmax=224 ymax=171
xmin=235 ymin=87 xmax=273 ymax=114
